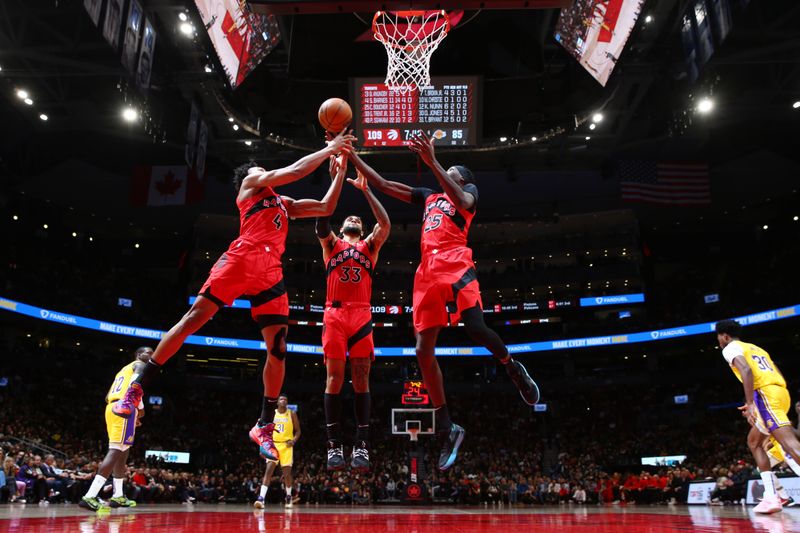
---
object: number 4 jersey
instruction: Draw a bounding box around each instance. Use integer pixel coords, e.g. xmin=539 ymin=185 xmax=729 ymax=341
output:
xmin=198 ymin=185 xmax=290 ymax=323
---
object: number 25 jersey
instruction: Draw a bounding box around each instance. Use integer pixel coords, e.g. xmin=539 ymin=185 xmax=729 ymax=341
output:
xmin=722 ymin=340 xmax=786 ymax=390
xmin=412 ymin=183 xmax=478 ymax=257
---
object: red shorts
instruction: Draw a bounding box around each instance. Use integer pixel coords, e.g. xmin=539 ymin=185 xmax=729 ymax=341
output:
xmin=322 ymin=303 xmax=374 ymax=362
xmin=412 ymin=247 xmax=482 ymax=333
xmin=199 ymin=239 xmax=289 ymax=328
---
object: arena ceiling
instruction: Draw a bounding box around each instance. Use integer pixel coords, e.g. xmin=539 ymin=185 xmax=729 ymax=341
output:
xmin=0 ymin=0 xmax=798 ymax=225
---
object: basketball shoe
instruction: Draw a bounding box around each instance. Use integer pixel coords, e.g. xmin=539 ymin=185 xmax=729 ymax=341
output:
xmin=254 ymin=496 xmax=265 ymax=509
xmin=79 ymin=496 xmax=102 ymax=512
xmin=754 ymin=494 xmax=782 ymax=514
xmin=109 ymin=496 xmax=137 ymax=508
xmin=351 ymin=441 xmax=370 ymax=471
xmin=327 ymin=440 xmax=346 ymax=470
xmin=506 ymin=360 xmax=540 ymax=406
xmin=249 ymin=422 xmax=278 ymax=461
xmin=111 ymin=383 xmax=143 ymax=417
xmin=437 ymin=423 xmax=465 ymax=471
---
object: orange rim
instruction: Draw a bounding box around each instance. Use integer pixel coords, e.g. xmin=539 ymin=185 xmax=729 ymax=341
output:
xmin=372 ymin=10 xmax=450 ymax=50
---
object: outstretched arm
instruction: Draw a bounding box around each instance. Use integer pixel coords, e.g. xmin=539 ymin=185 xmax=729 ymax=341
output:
xmin=244 ymin=131 xmax=355 ymax=191
xmin=284 ymin=155 xmax=347 ymax=219
xmin=348 ymin=171 xmax=391 ymax=254
xmin=349 ymin=151 xmax=413 ymax=204
xmin=409 ymin=131 xmax=475 ymax=211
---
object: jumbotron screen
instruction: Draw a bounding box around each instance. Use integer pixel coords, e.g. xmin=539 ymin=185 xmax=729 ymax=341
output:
xmin=350 ymin=76 xmax=481 ymax=147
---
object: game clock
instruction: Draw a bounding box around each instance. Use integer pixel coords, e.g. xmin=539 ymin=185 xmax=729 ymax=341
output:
xmin=401 ymin=380 xmax=429 ymax=406
xmin=351 ymin=76 xmax=481 ymax=147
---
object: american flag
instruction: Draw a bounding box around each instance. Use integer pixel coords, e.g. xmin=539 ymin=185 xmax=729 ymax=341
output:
xmin=619 ymin=161 xmax=711 ymax=205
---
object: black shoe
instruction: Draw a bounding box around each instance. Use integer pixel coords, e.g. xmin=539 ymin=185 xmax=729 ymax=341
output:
xmin=437 ymin=423 xmax=465 ymax=471
xmin=327 ymin=440 xmax=346 ymax=471
xmin=351 ymin=441 xmax=370 ymax=471
xmin=506 ymin=359 xmax=540 ymax=406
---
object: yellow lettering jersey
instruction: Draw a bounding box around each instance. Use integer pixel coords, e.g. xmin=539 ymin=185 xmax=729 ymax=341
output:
xmin=272 ymin=408 xmax=294 ymax=443
xmin=722 ymin=340 xmax=786 ymax=390
xmin=106 ymin=361 xmax=138 ymax=404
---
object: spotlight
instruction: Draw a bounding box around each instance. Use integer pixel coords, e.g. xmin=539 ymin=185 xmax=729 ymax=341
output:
xmin=24 ymin=98 xmax=33 ymax=106
xmin=592 ymin=113 xmax=603 ymax=123
xmin=233 ymin=124 xmax=240 ymax=131
xmin=43 ymin=224 xmax=48 ymax=229
xmin=16 ymin=89 xmax=28 ymax=99
xmin=794 ymin=216 xmax=799 ymax=221
xmin=696 ymin=98 xmax=714 ymax=114
xmin=178 ymin=12 xmax=188 ymax=22
xmin=179 ymin=22 xmax=194 ymax=36
xmin=645 ymin=15 xmax=653 ymax=23
xmin=89 ymin=237 xmax=94 ymax=242
xmin=762 ymin=224 xmax=768 ymax=230
xmin=531 ymin=136 xmax=537 ymax=142
xmin=122 ymin=107 xmax=138 ymax=122
xmin=12 ymin=215 xmax=18 ymax=221
xmin=135 ymin=243 xmax=140 ymax=249
xmin=39 ymin=113 xmax=48 ymax=121
xmin=71 ymin=232 xmax=77 ymax=237
xmin=793 ymin=101 xmax=800 ymax=109
xmin=244 ymin=140 xmax=252 ymax=146
xmin=499 ymin=136 xmax=508 ymax=142
xmin=589 ymin=123 xmax=596 ymax=130
xmin=228 ymin=117 xmax=234 ymax=123
xmin=585 ymin=136 xmax=591 ymax=140
xmin=204 ymin=65 xmax=212 ymax=73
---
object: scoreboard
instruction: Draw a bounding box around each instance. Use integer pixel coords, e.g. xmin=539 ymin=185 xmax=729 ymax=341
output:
xmin=350 ymin=76 xmax=481 ymax=147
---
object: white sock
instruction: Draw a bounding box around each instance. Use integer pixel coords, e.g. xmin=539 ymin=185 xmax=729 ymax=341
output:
xmin=85 ymin=475 xmax=107 ymax=499
xmin=113 ymin=478 xmax=124 ymax=498
xmin=782 ymin=450 xmax=800 ymax=477
xmin=761 ymin=471 xmax=777 ymax=498
xmin=259 ymin=485 xmax=268 ymax=498
xmin=285 ymin=486 xmax=292 ymax=497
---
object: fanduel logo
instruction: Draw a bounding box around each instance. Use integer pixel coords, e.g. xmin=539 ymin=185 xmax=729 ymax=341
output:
xmin=595 ymin=297 xmax=603 ymax=305
xmin=205 ymin=337 xmax=214 ymax=345
xmin=40 ymin=310 xmax=49 ymax=319
xmin=650 ymin=332 xmax=659 ymax=339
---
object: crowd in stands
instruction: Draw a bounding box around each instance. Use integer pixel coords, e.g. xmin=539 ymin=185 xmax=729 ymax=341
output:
xmin=2 ymin=341 xmax=798 ymax=508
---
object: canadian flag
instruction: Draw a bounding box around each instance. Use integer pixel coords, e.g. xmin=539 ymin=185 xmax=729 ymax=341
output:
xmin=130 ymin=165 xmax=203 ymax=206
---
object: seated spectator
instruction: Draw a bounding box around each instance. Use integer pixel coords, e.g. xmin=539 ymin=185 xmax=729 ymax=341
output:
xmin=573 ymin=485 xmax=587 ymax=504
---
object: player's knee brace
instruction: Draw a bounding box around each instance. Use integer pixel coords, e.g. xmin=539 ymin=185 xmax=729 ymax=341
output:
xmin=269 ymin=328 xmax=288 ymax=361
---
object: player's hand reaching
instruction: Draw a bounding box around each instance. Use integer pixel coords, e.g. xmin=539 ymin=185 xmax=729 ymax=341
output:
xmin=326 ymin=129 xmax=356 ymax=156
xmin=347 ymin=170 xmax=369 ymax=192
xmin=739 ymin=403 xmax=757 ymax=426
xmin=409 ymin=130 xmax=436 ymax=167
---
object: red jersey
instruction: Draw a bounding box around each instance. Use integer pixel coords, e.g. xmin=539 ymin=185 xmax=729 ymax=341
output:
xmin=236 ymin=186 xmax=289 ymax=253
xmin=412 ymin=184 xmax=478 ymax=257
xmin=325 ymin=239 xmax=375 ymax=305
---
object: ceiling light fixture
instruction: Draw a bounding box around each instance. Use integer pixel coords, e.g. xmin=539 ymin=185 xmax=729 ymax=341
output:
xmin=122 ymin=107 xmax=138 ymax=122
xmin=697 ymin=98 xmax=714 ymax=114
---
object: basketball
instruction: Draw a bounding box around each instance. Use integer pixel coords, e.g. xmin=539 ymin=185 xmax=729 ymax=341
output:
xmin=318 ymin=98 xmax=352 ymax=133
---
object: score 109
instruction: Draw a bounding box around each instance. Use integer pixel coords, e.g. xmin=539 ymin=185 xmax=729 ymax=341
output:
xmin=363 ymin=128 xmax=464 ymax=144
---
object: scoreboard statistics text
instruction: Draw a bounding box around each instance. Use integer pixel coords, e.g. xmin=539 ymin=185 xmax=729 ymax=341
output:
xmin=350 ymin=76 xmax=480 ymax=147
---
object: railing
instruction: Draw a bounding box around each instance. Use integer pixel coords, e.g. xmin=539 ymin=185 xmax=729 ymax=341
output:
xmin=0 ymin=435 xmax=68 ymax=459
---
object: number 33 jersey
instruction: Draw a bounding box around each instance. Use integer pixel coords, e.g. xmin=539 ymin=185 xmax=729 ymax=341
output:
xmin=325 ymin=239 xmax=375 ymax=305
xmin=722 ymin=340 xmax=786 ymax=390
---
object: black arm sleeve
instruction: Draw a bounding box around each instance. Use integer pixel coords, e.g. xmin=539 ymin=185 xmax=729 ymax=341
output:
xmin=463 ymin=183 xmax=479 ymax=212
xmin=411 ymin=187 xmax=436 ymax=206
xmin=315 ymin=217 xmax=332 ymax=239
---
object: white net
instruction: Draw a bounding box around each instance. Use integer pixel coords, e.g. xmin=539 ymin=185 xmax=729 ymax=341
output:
xmin=373 ymin=10 xmax=450 ymax=94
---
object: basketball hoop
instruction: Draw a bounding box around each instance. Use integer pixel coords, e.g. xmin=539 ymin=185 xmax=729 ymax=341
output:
xmin=407 ymin=427 xmax=421 ymax=442
xmin=372 ymin=10 xmax=451 ymax=94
